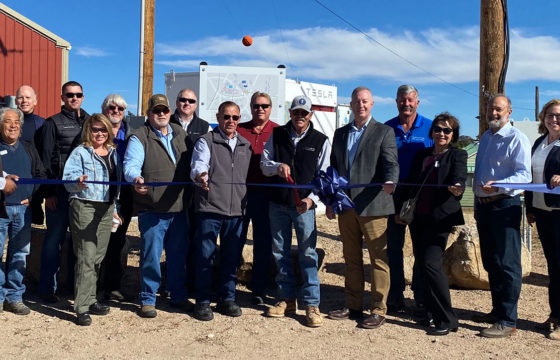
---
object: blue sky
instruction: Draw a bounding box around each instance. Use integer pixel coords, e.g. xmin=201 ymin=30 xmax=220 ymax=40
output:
xmin=4 ymin=0 xmax=560 ymax=137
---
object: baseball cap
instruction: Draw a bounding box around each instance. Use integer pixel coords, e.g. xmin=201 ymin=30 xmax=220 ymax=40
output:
xmin=290 ymin=95 xmax=312 ymax=113
xmin=147 ymin=94 xmax=170 ymax=112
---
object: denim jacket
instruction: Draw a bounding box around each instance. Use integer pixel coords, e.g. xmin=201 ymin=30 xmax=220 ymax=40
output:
xmin=63 ymin=145 xmax=121 ymax=206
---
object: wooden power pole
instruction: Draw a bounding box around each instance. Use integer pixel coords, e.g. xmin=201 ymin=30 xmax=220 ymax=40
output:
xmin=479 ymin=0 xmax=505 ymax=137
xmin=140 ymin=0 xmax=155 ymax=115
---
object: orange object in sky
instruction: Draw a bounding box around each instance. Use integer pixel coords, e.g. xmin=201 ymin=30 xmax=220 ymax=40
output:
xmin=242 ymin=35 xmax=252 ymax=46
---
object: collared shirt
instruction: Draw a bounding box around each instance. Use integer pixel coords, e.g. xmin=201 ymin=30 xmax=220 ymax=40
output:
xmin=237 ymin=119 xmax=279 ymax=183
xmin=347 ymin=117 xmax=372 ymax=171
xmin=385 ymin=113 xmax=433 ymax=180
xmin=124 ymin=123 xmax=176 ymax=182
xmin=473 ymin=122 xmax=532 ymax=197
xmin=190 ymin=127 xmax=239 ymax=181
xmin=531 ymin=135 xmax=560 ymax=210
xmin=260 ymin=124 xmax=331 ymax=205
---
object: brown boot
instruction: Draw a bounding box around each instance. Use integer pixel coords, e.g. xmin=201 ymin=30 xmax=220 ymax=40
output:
xmin=266 ymin=300 xmax=296 ymax=317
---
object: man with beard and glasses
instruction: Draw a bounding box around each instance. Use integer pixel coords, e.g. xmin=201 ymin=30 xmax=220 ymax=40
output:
xmin=384 ymin=85 xmax=433 ymax=316
xmin=472 ymin=94 xmax=531 ymax=338
xmin=98 ymin=94 xmax=132 ymax=302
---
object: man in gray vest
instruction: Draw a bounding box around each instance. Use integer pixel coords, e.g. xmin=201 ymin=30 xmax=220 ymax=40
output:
xmin=190 ymin=101 xmax=251 ymax=322
xmin=123 ymin=94 xmax=191 ymax=319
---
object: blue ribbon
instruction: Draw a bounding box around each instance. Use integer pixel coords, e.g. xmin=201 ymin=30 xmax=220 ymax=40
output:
xmin=311 ymin=167 xmax=355 ymax=214
xmin=492 ymin=182 xmax=560 ymax=194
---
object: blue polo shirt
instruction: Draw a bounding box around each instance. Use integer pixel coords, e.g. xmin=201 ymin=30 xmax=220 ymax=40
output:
xmin=385 ymin=113 xmax=433 ymax=180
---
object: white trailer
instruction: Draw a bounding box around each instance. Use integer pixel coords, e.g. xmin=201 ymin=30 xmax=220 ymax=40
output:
xmin=164 ymin=65 xmax=345 ymax=143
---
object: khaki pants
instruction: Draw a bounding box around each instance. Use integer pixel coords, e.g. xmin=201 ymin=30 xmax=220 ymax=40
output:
xmin=338 ymin=209 xmax=390 ymax=315
xmin=69 ymin=199 xmax=114 ymax=314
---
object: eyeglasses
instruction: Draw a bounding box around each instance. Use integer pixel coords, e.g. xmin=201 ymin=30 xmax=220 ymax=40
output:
xmin=65 ymin=92 xmax=83 ymax=99
xmin=152 ymin=107 xmax=170 ymax=115
xmin=433 ymin=126 xmax=453 ymax=135
xmin=222 ymin=115 xmax=240 ymax=121
xmin=178 ymin=97 xmax=197 ymax=104
xmin=252 ymin=104 xmax=271 ymax=110
xmin=109 ymin=105 xmax=125 ymax=112
xmin=91 ymin=127 xmax=108 ymax=134
xmin=545 ymin=113 xmax=560 ymax=120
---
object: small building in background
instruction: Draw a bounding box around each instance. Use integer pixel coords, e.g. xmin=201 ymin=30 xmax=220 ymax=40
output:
xmin=0 ymin=3 xmax=70 ymax=117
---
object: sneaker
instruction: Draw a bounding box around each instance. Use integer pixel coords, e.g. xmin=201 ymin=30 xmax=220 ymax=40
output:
xmin=4 ymin=301 xmax=31 ymax=315
xmin=194 ymin=303 xmax=214 ymax=321
xmin=139 ymin=305 xmax=157 ymax=318
xmin=305 ymin=306 xmax=323 ymax=327
xmin=480 ymin=323 xmax=517 ymax=338
xmin=266 ymin=300 xmax=297 ymax=318
xmin=472 ymin=312 xmax=497 ymax=324
xmin=217 ymin=300 xmax=242 ymax=317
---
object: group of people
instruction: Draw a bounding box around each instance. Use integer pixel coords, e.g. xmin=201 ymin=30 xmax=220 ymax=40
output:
xmin=0 ymin=82 xmax=558 ymax=341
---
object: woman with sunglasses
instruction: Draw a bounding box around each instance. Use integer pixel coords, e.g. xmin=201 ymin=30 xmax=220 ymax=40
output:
xmin=525 ymin=99 xmax=560 ymax=340
xmin=395 ymin=112 xmax=467 ymax=335
xmin=62 ymin=113 xmax=122 ymax=326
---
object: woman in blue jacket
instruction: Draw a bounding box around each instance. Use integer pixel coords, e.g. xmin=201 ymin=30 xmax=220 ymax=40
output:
xmin=63 ymin=113 xmax=121 ymax=326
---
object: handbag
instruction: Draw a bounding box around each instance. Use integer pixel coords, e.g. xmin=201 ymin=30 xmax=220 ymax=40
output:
xmin=399 ymin=158 xmax=439 ymax=225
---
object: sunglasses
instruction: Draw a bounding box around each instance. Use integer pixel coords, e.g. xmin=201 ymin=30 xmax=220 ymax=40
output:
xmin=292 ymin=109 xmax=310 ymax=117
xmin=252 ymin=104 xmax=271 ymax=110
xmin=433 ymin=126 xmax=453 ymax=135
xmin=91 ymin=127 xmax=108 ymax=134
xmin=222 ymin=115 xmax=240 ymax=121
xmin=65 ymin=92 xmax=83 ymax=99
xmin=109 ymin=105 xmax=125 ymax=112
xmin=178 ymin=97 xmax=197 ymax=104
xmin=152 ymin=107 xmax=170 ymax=115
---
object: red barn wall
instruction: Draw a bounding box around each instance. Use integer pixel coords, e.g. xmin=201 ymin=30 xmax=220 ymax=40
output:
xmin=1 ymin=10 xmax=66 ymax=118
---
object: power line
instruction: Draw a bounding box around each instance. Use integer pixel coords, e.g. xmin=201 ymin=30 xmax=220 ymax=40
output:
xmin=312 ymin=0 xmax=479 ymax=98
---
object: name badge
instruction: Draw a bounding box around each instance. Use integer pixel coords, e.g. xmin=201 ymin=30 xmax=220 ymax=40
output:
xmin=303 ymin=147 xmax=316 ymax=152
xmin=0 ymin=150 xmax=7 ymax=155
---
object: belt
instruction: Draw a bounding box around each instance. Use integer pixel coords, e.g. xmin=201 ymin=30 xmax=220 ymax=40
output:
xmin=476 ymin=193 xmax=511 ymax=205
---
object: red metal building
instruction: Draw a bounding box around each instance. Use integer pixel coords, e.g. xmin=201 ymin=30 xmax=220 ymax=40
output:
xmin=0 ymin=3 xmax=70 ymax=118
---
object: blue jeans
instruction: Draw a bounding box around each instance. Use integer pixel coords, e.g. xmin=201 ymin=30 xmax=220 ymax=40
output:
xmin=475 ymin=196 xmax=522 ymax=328
xmin=194 ymin=212 xmax=244 ymax=304
xmin=138 ymin=211 xmax=189 ymax=305
xmin=269 ymin=202 xmax=320 ymax=307
xmin=240 ymin=188 xmax=274 ymax=294
xmin=386 ymin=215 xmax=425 ymax=305
xmin=0 ymin=205 xmax=31 ymax=303
xmin=39 ymin=188 xmax=73 ymax=295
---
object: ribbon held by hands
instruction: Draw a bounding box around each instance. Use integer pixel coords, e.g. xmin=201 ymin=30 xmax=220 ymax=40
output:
xmin=311 ymin=167 xmax=355 ymax=214
xmin=286 ymin=174 xmax=302 ymax=206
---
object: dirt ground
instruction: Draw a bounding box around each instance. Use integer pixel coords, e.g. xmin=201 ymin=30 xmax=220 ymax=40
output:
xmin=1 ymin=213 xmax=559 ymax=360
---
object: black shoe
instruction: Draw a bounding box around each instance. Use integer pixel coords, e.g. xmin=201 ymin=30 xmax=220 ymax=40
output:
xmin=419 ymin=316 xmax=434 ymax=327
xmin=77 ymin=312 xmax=92 ymax=326
xmin=194 ymin=303 xmax=214 ymax=321
xmin=387 ymin=299 xmax=406 ymax=313
xmin=170 ymin=299 xmax=195 ymax=312
xmin=104 ymin=290 xmax=126 ymax=302
xmin=427 ymin=326 xmax=458 ymax=336
xmin=89 ymin=302 xmax=110 ymax=316
xmin=252 ymin=295 xmax=265 ymax=306
xmin=217 ymin=300 xmax=242 ymax=317
xmin=41 ymin=293 xmax=60 ymax=304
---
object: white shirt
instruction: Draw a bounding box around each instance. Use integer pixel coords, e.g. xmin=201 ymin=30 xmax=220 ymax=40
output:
xmin=531 ymin=135 xmax=560 ymax=211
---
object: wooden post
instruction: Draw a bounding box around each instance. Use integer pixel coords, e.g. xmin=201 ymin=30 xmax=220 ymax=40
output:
xmin=479 ymin=0 xmax=505 ymax=137
xmin=141 ymin=0 xmax=155 ymax=115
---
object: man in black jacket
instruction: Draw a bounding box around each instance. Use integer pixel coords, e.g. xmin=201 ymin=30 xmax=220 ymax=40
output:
xmin=37 ymin=81 xmax=89 ymax=303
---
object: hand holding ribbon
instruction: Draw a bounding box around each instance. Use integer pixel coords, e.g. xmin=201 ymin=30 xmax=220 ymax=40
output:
xmin=311 ymin=166 xmax=355 ymax=214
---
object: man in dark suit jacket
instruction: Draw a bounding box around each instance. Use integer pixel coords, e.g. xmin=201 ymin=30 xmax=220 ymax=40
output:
xmin=326 ymin=86 xmax=399 ymax=330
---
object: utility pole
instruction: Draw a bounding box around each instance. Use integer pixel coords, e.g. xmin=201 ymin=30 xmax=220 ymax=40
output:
xmin=479 ymin=0 xmax=505 ymax=137
xmin=139 ymin=0 xmax=155 ymax=115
